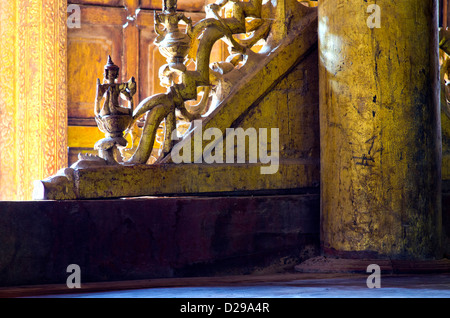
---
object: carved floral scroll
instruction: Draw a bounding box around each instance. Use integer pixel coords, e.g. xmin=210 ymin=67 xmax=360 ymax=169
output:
xmin=0 ymin=0 xmax=67 ymax=200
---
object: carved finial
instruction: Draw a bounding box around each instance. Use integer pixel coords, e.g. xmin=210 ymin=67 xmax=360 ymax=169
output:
xmin=105 ymin=55 xmax=119 ymax=72
xmin=163 ymin=0 xmax=177 ymax=13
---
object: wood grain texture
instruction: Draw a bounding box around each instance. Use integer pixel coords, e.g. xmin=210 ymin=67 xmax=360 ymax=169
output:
xmin=140 ymin=0 xmax=207 ymax=12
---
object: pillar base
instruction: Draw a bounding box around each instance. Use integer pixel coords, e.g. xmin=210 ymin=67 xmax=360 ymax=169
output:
xmin=295 ymin=256 xmax=450 ymax=274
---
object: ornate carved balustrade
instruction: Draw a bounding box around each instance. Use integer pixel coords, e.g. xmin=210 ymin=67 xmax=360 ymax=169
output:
xmin=33 ymin=0 xmax=319 ymax=200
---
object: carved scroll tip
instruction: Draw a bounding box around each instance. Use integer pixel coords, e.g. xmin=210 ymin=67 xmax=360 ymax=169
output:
xmin=32 ymin=180 xmax=46 ymax=200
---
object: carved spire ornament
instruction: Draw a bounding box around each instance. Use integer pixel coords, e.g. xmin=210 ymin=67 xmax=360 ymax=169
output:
xmin=92 ymin=56 xmax=136 ymax=164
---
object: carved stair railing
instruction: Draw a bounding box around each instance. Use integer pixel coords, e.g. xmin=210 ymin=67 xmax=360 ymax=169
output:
xmin=33 ymin=0 xmax=319 ymax=200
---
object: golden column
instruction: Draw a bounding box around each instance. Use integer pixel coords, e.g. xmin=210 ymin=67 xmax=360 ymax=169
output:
xmin=319 ymin=0 xmax=442 ymax=259
xmin=0 ymin=0 xmax=67 ymax=200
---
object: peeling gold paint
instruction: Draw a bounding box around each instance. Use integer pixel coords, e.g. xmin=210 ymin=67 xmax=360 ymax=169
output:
xmin=319 ymin=0 xmax=442 ymax=259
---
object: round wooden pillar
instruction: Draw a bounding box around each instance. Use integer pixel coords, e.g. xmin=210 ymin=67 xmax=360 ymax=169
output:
xmin=319 ymin=0 xmax=442 ymax=259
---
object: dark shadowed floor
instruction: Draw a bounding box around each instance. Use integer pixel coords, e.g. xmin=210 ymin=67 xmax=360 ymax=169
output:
xmin=2 ymin=273 xmax=450 ymax=298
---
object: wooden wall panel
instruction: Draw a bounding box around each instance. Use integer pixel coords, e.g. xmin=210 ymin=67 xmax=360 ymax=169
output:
xmin=67 ymin=4 xmax=126 ymax=164
xmin=67 ymin=5 xmax=126 ymax=125
xmin=68 ymin=28 xmax=123 ymax=121
xmin=140 ymin=0 xmax=207 ymax=12
xmin=445 ymin=0 xmax=449 ymax=28
xmin=137 ymin=11 xmax=164 ymax=98
xmin=69 ymin=0 xmax=124 ymax=6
